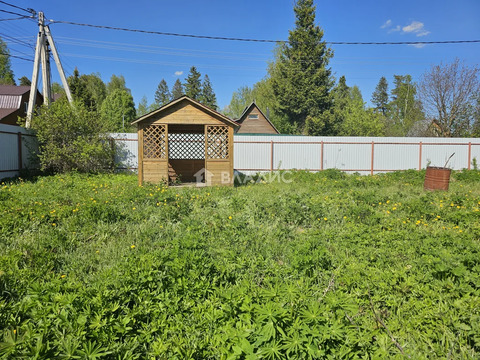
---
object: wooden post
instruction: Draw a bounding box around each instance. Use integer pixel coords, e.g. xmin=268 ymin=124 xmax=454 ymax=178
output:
xmin=320 ymin=141 xmax=324 ymax=170
xmin=40 ymin=21 xmax=51 ymax=106
xmin=370 ymin=141 xmax=374 ymax=175
xmin=270 ymin=140 xmax=274 ymax=172
xmin=44 ymin=25 xmax=73 ymax=103
xmin=26 ymin=15 xmax=45 ymax=128
xmin=418 ymin=141 xmax=423 ymax=170
xmin=468 ymin=142 xmax=472 ymax=170
xmin=17 ymin=132 xmax=22 ymax=171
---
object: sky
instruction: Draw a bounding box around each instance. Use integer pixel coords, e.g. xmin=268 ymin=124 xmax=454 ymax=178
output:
xmin=2 ymin=0 xmax=480 ymax=111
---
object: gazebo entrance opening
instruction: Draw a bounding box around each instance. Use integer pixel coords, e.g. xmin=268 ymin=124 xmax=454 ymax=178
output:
xmin=168 ymin=124 xmax=205 ymax=184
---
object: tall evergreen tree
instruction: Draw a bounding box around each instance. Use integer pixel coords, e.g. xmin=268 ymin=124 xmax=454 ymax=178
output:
xmin=0 ymin=37 xmax=15 ymax=85
xmin=68 ymin=68 xmax=93 ymax=108
xmin=154 ymin=79 xmax=171 ymax=106
xmin=371 ymin=76 xmax=389 ymax=116
xmin=184 ymin=66 xmax=202 ymax=100
xmin=199 ymin=75 xmax=217 ymax=110
xmin=18 ymin=76 xmax=31 ymax=86
xmin=270 ymin=0 xmax=334 ymax=134
xmin=137 ymin=95 xmax=149 ymax=117
xmin=171 ymin=79 xmax=184 ymax=100
xmin=333 ymin=76 xmax=350 ymax=111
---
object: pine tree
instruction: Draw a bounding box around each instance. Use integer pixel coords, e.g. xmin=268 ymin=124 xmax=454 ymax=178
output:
xmin=371 ymin=76 xmax=389 ymax=116
xmin=154 ymin=79 xmax=171 ymax=106
xmin=184 ymin=66 xmax=202 ymax=100
xmin=270 ymin=0 xmax=334 ymax=134
xmin=171 ymin=78 xmax=184 ymax=100
xmin=199 ymin=75 xmax=217 ymax=110
xmin=0 ymin=37 xmax=15 ymax=85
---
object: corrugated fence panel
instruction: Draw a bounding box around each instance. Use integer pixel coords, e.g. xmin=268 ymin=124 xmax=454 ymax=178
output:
xmin=2 ymin=130 xmax=480 ymax=180
xmin=0 ymin=124 xmax=38 ymax=180
xmin=110 ymin=133 xmax=138 ymax=170
xmin=234 ymin=141 xmax=271 ymax=171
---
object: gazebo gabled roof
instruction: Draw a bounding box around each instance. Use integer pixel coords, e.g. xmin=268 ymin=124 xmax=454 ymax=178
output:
xmin=132 ymin=95 xmax=239 ymax=128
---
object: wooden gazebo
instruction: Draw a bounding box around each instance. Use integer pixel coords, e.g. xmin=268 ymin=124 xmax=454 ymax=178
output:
xmin=132 ymin=96 xmax=239 ymax=186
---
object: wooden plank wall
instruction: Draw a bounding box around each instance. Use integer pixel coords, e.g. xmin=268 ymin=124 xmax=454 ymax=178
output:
xmin=236 ymin=106 xmax=277 ymax=134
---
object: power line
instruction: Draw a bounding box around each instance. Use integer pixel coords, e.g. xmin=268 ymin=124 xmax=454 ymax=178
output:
xmin=0 ymin=15 xmax=29 ymax=21
xmin=0 ymin=9 xmax=31 ymax=18
xmin=0 ymin=52 xmax=32 ymax=62
xmin=0 ymin=1 xmax=34 ymax=15
xmin=48 ymin=18 xmax=480 ymax=46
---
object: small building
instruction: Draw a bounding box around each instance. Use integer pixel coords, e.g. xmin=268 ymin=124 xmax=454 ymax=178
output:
xmin=0 ymin=85 xmax=42 ymax=126
xmin=132 ymin=96 xmax=239 ymax=186
xmin=235 ymin=102 xmax=279 ymax=134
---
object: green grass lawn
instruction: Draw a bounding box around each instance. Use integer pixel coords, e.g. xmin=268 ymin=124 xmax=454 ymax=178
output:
xmin=1 ymin=170 xmax=480 ymax=359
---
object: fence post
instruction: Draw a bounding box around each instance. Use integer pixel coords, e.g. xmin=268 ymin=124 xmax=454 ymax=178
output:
xmin=468 ymin=142 xmax=472 ymax=170
xmin=270 ymin=140 xmax=274 ymax=172
xmin=320 ymin=141 xmax=324 ymax=170
xmin=17 ymin=132 xmax=22 ymax=171
xmin=370 ymin=141 xmax=374 ymax=175
xmin=418 ymin=141 xmax=423 ymax=170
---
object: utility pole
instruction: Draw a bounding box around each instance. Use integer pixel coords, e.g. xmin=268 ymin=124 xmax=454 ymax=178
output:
xmin=26 ymin=11 xmax=73 ymax=128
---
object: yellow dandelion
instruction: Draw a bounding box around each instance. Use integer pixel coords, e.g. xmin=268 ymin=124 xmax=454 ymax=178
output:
xmin=131 ymin=245 xmax=136 ymax=249
xmin=61 ymin=274 xmax=66 ymax=278
xmin=228 ymin=216 xmax=232 ymax=220
xmin=324 ymin=217 xmax=327 ymax=221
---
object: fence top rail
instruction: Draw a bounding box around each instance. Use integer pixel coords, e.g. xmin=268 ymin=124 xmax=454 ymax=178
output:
xmin=0 ymin=130 xmax=36 ymax=137
xmin=233 ymin=140 xmax=480 ymax=146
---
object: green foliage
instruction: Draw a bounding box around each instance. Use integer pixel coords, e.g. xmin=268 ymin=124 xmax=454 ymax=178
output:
xmin=337 ymin=86 xmax=385 ymax=136
xmin=387 ymin=75 xmax=425 ymax=136
xmin=100 ymin=89 xmax=136 ymax=132
xmin=171 ymin=78 xmax=184 ymax=100
xmin=29 ymin=98 xmax=115 ymax=173
xmin=199 ymin=74 xmax=217 ymax=110
xmin=106 ymin=74 xmax=131 ymax=95
xmin=0 ymin=37 xmax=15 ymax=85
xmin=270 ymin=0 xmax=334 ymax=134
xmin=17 ymin=76 xmax=30 ymax=86
xmin=184 ymin=66 xmax=202 ymax=100
xmin=371 ymin=76 xmax=389 ymax=116
xmin=154 ymin=79 xmax=171 ymax=106
xmin=1 ymin=171 xmax=479 ymax=358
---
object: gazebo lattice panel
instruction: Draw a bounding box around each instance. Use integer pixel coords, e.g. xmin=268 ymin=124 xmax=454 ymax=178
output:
xmin=168 ymin=133 xmax=205 ymax=160
xmin=143 ymin=125 xmax=166 ymax=159
xmin=206 ymin=125 xmax=229 ymax=159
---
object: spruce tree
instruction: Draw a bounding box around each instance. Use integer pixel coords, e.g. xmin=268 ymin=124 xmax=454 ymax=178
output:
xmin=154 ymin=79 xmax=171 ymax=106
xmin=199 ymin=74 xmax=217 ymax=110
xmin=184 ymin=66 xmax=202 ymax=100
xmin=171 ymin=79 xmax=184 ymax=100
xmin=371 ymin=76 xmax=389 ymax=116
xmin=270 ymin=0 xmax=334 ymax=134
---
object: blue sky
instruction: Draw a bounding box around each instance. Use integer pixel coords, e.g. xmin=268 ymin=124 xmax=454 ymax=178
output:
xmin=2 ymin=0 xmax=480 ymax=111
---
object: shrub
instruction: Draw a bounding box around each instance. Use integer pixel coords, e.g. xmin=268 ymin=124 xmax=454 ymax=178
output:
xmin=30 ymin=98 xmax=115 ymax=173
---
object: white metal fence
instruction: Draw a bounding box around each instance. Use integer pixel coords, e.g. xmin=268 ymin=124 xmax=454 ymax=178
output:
xmin=0 ymin=124 xmax=38 ymax=180
xmin=112 ymin=134 xmax=480 ymax=175
xmin=1 ymin=131 xmax=480 ymax=180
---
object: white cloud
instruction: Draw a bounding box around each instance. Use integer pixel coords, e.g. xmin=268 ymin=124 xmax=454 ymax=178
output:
xmin=381 ymin=19 xmax=392 ymax=29
xmin=409 ymin=43 xmax=427 ymax=49
xmin=389 ymin=25 xmax=401 ymax=33
xmin=174 ymin=71 xmax=183 ymax=76
xmin=416 ymin=30 xmax=431 ymax=37
xmin=402 ymin=21 xmax=430 ymax=36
